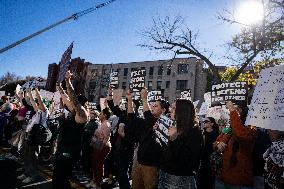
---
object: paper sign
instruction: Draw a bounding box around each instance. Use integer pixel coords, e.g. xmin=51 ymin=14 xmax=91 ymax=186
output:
xmin=130 ymin=69 xmax=146 ymax=99
xmin=180 ymin=90 xmax=191 ymax=101
xmin=147 ymin=90 xmax=163 ymax=103
xmin=206 ymin=106 xmax=230 ymax=127
xmin=198 ymin=102 xmax=210 ymax=115
xmin=119 ymin=98 xmax=127 ymax=110
xmin=154 ymin=115 xmax=173 ymax=146
xmin=193 ymin=100 xmax=200 ymax=108
xmin=246 ymin=65 xmax=284 ymax=131
xmin=86 ymin=102 xmax=97 ymax=111
xmin=211 ymin=81 xmax=248 ymax=107
xmin=109 ymin=72 xmax=119 ymax=89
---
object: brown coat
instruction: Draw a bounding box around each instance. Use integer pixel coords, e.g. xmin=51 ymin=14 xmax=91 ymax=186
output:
xmin=214 ymin=110 xmax=257 ymax=186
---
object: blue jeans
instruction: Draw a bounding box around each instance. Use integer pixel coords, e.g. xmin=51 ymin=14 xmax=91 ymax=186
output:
xmin=158 ymin=170 xmax=196 ymax=189
xmin=215 ymin=179 xmax=253 ymax=189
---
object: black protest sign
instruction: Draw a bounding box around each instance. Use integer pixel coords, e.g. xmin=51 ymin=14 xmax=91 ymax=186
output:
xmin=130 ymin=69 xmax=146 ymax=99
xmin=86 ymin=102 xmax=97 ymax=111
xmin=109 ymin=72 xmax=119 ymax=89
xmin=211 ymin=81 xmax=248 ymax=107
xmin=180 ymin=90 xmax=191 ymax=100
xmin=154 ymin=115 xmax=173 ymax=146
xmin=147 ymin=90 xmax=163 ymax=102
xmin=52 ymin=109 xmax=64 ymax=119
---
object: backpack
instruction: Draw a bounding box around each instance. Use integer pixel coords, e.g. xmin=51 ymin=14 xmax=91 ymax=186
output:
xmin=27 ymin=112 xmax=52 ymax=146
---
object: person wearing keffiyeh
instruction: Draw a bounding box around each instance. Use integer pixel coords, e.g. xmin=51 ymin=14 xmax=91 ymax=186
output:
xmin=263 ymin=130 xmax=284 ymax=189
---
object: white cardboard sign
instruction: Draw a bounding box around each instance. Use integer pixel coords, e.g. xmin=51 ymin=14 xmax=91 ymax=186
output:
xmin=245 ymin=65 xmax=284 ymax=131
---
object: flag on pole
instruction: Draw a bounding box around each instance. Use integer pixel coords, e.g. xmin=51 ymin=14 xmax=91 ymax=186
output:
xmin=57 ymin=42 xmax=74 ymax=82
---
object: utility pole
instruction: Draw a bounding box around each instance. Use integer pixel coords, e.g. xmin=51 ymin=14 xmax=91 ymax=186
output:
xmin=0 ymin=0 xmax=116 ymax=54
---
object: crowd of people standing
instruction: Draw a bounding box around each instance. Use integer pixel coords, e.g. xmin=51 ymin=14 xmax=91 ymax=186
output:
xmin=0 ymin=70 xmax=283 ymax=189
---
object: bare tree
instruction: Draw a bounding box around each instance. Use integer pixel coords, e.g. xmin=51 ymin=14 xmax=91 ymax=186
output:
xmin=218 ymin=0 xmax=284 ymax=81
xmin=139 ymin=1 xmax=283 ymax=83
xmin=138 ymin=16 xmax=221 ymax=82
xmin=0 ymin=72 xmax=20 ymax=86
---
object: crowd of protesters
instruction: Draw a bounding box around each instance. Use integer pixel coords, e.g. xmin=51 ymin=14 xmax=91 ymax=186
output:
xmin=0 ymin=70 xmax=283 ymax=189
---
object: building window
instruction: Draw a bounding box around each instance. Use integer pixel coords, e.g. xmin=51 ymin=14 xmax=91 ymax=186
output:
xmin=176 ymin=80 xmax=188 ymax=90
xmin=148 ymin=81 xmax=153 ymax=91
xmin=157 ymin=81 xmax=162 ymax=90
xmin=166 ymin=81 xmax=170 ymax=88
xmin=122 ymin=82 xmax=127 ymax=89
xmin=178 ymin=64 xmax=188 ymax=74
xmin=158 ymin=66 xmax=163 ymax=75
xmin=117 ymin=68 xmax=120 ymax=73
xmin=167 ymin=67 xmax=171 ymax=75
xmin=102 ymin=69 xmax=107 ymax=75
xmin=91 ymin=69 xmax=98 ymax=78
xmin=149 ymin=67 xmax=154 ymax=75
xmin=124 ymin=68 xmax=128 ymax=76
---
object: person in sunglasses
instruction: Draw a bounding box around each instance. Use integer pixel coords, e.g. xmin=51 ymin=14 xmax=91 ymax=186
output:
xmin=197 ymin=117 xmax=219 ymax=189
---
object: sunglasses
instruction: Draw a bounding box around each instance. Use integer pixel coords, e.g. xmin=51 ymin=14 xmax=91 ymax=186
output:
xmin=203 ymin=120 xmax=211 ymax=123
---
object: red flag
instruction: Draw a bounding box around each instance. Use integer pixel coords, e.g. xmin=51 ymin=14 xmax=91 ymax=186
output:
xmin=57 ymin=42 xmax=73 ymax=82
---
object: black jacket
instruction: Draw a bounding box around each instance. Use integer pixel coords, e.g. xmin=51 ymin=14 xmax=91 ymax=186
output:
xmin=128 ymin=110 xmax=161 ymax=166
xmin=160 ymin=127 xmax=203 ymax=176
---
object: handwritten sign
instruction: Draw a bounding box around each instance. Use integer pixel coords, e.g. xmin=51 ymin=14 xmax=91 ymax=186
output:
xmin=206 ymin=106 xmax=230 ymax=127
xmin=130 ymin=69 xmax=146 ymax=99
xmin=246 ymin=65 xmax=284 ymax=131
xmin=154 ymin=115 xmax=173 ymax=146
xmin=87 ymin=102 xmax=97 ymax=111
xmin=180 ymin=90 xmax=191 ymax=101
xmin=109 ymin=72 xmax=119 ymax=89
xmin=119 ymin=98 xmax=127 ymax=110
xmin=51 ymin=109 xmax=64 ymax=119
xmin=21 ymin=77 xmax=46 ymax=90
xmin=198 ymin=102 xmax=210 ymax=115
xmin=147 ymin=90 xmax=163 ymax=103
xmin=211 ymin=81 xmax=248 ymax=107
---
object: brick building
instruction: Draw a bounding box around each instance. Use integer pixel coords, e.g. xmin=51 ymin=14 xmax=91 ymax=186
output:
xmin=45 ymin=57 xmax=90 ymax=93
xmin=85 ymin=57 xmax=208 ymax=104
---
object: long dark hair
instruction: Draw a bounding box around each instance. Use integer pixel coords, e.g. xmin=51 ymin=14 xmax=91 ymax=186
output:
xmin=175 ymin=99 xmax=195 ymax=136
xmin=207 ymin=117 xmax=219 ymax=133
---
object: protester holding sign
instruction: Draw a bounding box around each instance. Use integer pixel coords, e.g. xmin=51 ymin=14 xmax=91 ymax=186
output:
xmin=52 ymin=70 xmax=88 ymax=189
xmin=127 ymin=88 xmax=169 ymax=189
xmin=263 ymin=130 xmax=284 ymax=189
xmin=158 ymin=99 xmax=203 ymax=189
xmin=106 ymin=88 xmax=135 ymax=189
xmin=213 ymin=101 xmax=257 ymax=189
xmin=17 ymin=87 xmax=50 ymax=184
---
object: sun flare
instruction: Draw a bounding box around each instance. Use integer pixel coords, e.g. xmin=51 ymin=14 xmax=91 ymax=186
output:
xmin=235 ymin=0 xmax=264 ymax=25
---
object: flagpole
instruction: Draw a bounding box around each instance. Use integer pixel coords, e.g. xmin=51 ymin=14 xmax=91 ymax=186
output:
xmin=0 ymin=0 xmax=116 ymax=54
